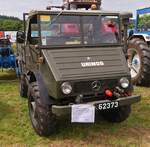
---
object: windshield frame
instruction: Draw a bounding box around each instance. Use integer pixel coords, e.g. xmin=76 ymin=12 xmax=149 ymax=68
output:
xmin=37 ymin=12 xmax=121 ymax=48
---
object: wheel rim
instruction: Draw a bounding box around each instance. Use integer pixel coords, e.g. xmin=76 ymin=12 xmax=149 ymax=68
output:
xmin=128 ymin=49 xmax=141 ymax=78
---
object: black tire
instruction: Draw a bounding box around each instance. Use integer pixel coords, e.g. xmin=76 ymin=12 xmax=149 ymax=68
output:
xmin=28 ymin=82 xmax=57 ymax=136
xmin=19 ymin=75 xmax=28 ymax=98
xmin=102 ymin=105 xmax=131 ymax=123
xmin=128 ymin=38 xmax=150 ymax=86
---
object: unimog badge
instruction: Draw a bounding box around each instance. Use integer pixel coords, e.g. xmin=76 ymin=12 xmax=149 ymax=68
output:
xmin=81 ymin=61 xmax=104 ymax=67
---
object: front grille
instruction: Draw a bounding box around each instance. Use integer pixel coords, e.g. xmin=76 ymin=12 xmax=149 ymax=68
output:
xmin=74 ymin=81 xmax=92 ymax=93
xmin=73 ymin=79 xmax=118 ymax=94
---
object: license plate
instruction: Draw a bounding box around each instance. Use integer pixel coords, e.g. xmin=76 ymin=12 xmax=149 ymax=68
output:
xmin=97 ymin=101 xmax=119 ymax=110
xmin=71 ymin=104 xmax=95 ymax=123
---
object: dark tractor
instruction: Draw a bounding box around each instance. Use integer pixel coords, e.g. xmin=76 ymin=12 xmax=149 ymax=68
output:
xmin=128 ymin=7 xmax=150 ymax=86
xmin=16 ymin=1 xmax=140 ymax=136
xmin=0 ymin=38 xmax=16 ymax=70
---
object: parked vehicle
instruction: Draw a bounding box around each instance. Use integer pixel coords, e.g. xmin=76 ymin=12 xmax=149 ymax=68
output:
xmin=16 ymin=0 xmax=140 ymax=136
xmin=0 ymin=38 xmax=16 ymax=70
xmin=128 ymin=7 xmax=150 ymax=86
xmin=63 ymin=0 xmax=101 ymax=10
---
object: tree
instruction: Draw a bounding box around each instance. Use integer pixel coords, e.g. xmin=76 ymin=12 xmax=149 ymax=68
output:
xmin=138 ymin=14 xmax=150 ymax=29
xmin=0 ymin=15 xmax=23 ymax=31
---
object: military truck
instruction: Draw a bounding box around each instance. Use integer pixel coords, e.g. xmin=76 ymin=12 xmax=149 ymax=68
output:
xmin=16 ymin=0 xmax=140 ymax=136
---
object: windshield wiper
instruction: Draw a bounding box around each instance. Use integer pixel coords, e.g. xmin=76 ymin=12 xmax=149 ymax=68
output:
xmin=49 ymin=11 xmax=63 ymax=27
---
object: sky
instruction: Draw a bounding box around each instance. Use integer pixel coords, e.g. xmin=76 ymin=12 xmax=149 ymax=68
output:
xmin=0 ymin=0 xmax=150 ymax=19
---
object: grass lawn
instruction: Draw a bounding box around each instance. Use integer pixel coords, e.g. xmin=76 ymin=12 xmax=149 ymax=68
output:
xmin=0 ymin=71 xmax=150 ymax=147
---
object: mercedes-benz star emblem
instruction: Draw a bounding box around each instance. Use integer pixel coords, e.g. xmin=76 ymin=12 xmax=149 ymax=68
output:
xmin=91 ymin=81 xmax=101 ymax=91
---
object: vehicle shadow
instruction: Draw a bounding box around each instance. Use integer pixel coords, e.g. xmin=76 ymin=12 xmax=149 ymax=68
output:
xmin=48 ymin=113 xmax=111 ymax=140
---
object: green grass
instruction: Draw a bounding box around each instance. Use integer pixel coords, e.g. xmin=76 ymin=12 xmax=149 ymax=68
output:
xmin=0 ymin=71 xmax=150 ymax=147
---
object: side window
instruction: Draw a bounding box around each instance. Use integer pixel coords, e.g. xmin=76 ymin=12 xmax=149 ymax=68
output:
xmin=101 ymin=16 xmax=119 ymax=43
xmin=29 ymin=16 xmax=40 ymax=45
xmin=31 ymin=24 xmax=39 ymax=38
xmin=30 ymin=23 xmax=39 ymax=45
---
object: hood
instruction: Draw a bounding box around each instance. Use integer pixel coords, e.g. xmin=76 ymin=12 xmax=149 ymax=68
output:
xmin=42 ymin=47 xmax=130 ymax=81
xmin=134 ymin=31 xmax=150 ymax=36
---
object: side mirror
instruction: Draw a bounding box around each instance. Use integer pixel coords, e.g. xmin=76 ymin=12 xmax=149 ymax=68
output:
xmin=16 ymin=31 xmax=25 ymax=43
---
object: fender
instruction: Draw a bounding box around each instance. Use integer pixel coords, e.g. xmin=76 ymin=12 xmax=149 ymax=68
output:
xmin=130 ymin=33 xmax=150 ymax=42
xmin=34 ymin=72 xmax=55 ymax=106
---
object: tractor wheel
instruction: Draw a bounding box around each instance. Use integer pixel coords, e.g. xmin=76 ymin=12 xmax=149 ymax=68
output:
xmin=128 ymin=38 xmax=150 ymax=86
xmin=102 ymin=105 xmax=131 ymax=123
xmin=19 ymin=75 xmax=28 ymax=98
xmin=28 ymin=82 xmax=57 ymax=136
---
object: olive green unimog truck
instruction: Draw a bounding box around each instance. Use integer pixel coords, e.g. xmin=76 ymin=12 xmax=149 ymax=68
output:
xmin=16 ymin=0 xmax=140 ymax=136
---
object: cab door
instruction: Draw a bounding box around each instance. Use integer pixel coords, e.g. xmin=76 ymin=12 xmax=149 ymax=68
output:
xmin=25 ymin=15 xmax=40 ymax=71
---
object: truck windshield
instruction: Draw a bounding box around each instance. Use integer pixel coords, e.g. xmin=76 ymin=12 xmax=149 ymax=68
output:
xmin=40 ymin=15 xmax=120 ymax=46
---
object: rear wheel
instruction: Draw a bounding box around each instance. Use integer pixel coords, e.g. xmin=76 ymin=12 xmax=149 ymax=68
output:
xmin=102 ymin=105 xmax=131 ymax=123
xmin=128 ymin=38 xmax=150 ymax=86
xmin=28 ymin=82 xmax=57 ymax=136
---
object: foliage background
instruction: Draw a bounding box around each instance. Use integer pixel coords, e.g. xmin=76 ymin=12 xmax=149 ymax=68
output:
xmin=139 ymin=14 xmax=150 ymax=29
xmin=0 ymin=15 xmax=23 ymax=31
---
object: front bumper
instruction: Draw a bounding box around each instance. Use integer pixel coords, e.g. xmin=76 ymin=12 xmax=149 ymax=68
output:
xmin=52 ymin=95 xmax=141 ymax=116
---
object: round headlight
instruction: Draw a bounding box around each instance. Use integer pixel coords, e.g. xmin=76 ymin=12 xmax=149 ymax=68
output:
xmin=61 ymin=82 xmax=72 ymax=95
xmin=120 ymin=77 xmax=129 ymax=89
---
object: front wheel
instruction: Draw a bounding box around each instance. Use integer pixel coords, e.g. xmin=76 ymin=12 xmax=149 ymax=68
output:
xmin=28 ymin=82 xmax=57 ymax=136
xmin=101 ymin=105 xmax=131 ymax=123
